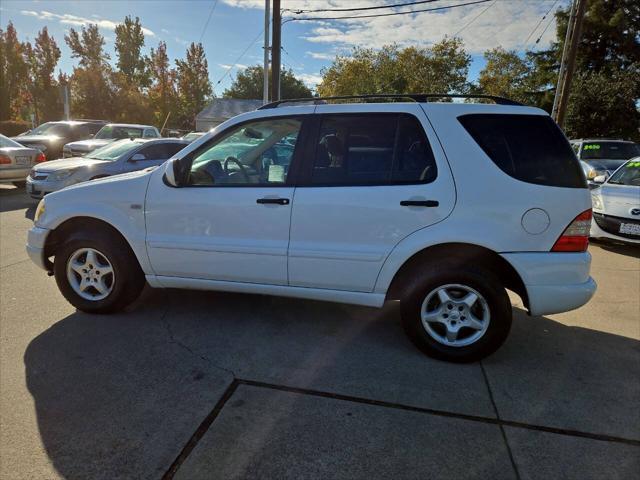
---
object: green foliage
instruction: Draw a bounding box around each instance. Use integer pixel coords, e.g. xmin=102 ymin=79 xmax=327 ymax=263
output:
xmin=114 ymin=16 xmax=150 ymax=87
xmin=223 ymin=65 xmax=312 ymax=100
xmin=317 ymin=39 xmax=471 ymax=97
xmin=148 ymin=41 xmax=179 ymax=129
xmin=477 ymin=48 xmax=531 ymax=103
xmin=25 ymin=27 xmax=61 ymax=122
xmin=0 ymin=22 xmax=29 ymax=121
xmin=175 ymin=42 xmax=212 ymax=129
xmin=65 ymin=24 xmax=109 ymax=68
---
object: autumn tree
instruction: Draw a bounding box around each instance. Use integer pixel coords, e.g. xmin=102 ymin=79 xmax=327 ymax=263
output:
xmin=175 ymin=42 xmax=212 ymax=129
xmin=148 ymin=41 xmax=178 ymax=128
xmin=223 ymin=65 xmax=312 ymax=100
xmin=317 ymin=39 xmax=471 ymax=97
xmin=114 ymin=16 xmax=149 ymax=87
xmin=25 ymin=27 xmax=61 ymax=122
xmin=477 ymin=48 xmax=533 ymax=104
xmin=0 ymin=22 xmax=29 ymax=121
xmin=65 ymin=24 xmax=113 ymax=119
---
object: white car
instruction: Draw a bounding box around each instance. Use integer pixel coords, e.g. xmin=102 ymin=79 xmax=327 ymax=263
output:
xmin=590 ymin=158 xmax=640 ymax=244
xmin=62 ymin=123 xmax=161 ymax=157
xmin=26 ymin=95 xmax=596 ymax=362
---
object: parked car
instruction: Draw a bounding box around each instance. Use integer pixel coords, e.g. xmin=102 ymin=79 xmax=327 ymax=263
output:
xmin=181 ymin=131 xmax=206 ymax=142
xmin=12 ymin=120 xmax=107 ymax=160
xmin=26 ymin=138 xmax=188 ymax=200
xmin=590 ymin=158 xmax=640 ymax=244
xmin=570 ymin=139 xmax=640 ymax=177
xmin=0 ymin=134 xmax=46 ymax=187
xmin=26 ymin=95 xmax=596 ymax=362
xmin=63 ymin=123 xmax=161 ymax=157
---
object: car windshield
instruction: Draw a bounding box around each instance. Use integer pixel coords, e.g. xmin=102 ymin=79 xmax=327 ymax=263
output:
xmin=183 ymin=132 xmax=204 ymax=141
xmin=0 ymin=134 xmax=22 ymax=148
xmin=581 ymin=142 xmax=640 ymax=160
xmin=87 ymin=140 xmax=142 ymax=161
xmin=95 ymin=125 xmax=143 ymax=140
xmin=24 ymin=122 xmax=71 ymax=137
xmin=607 ymin=160 xmax=640 ymax=186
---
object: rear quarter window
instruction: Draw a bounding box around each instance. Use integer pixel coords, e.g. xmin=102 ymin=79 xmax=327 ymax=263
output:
xmin=458 ymin=114 xmax=586 ymax=188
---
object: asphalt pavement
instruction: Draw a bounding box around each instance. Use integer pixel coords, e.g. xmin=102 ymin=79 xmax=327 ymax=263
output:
xmin=1 ymin=184 xmax=638 ymax=479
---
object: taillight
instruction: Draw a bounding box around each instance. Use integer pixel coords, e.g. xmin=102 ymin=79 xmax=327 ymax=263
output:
xmin=0 ymin=154 xmax=11 ymax=164
xmin=551 ymin=209 xmax=592 ymax=252
xmin=35 ymin=152 xmax=46 ymax=163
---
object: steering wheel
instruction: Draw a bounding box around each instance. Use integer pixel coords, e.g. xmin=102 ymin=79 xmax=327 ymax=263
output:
xmin=223 ymin=156 xmax=250 ymax=182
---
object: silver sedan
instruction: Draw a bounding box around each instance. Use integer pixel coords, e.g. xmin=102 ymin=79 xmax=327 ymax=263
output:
xmin=0 ymin=134 xmax=45 ymax=188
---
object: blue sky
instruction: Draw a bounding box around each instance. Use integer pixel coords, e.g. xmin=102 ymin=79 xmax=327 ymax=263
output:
xmin=0 ymin=0 xmax=568 ymax=94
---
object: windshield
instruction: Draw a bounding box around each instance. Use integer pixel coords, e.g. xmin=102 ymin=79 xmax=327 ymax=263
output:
xmin=95 ymin=125 xmax=143 ymax=140
xmin=608 ymin=160 xmax=640 ymax=186
xmin=581 ymin=142 xmax=640 ymax=160
xmin=25 ymin=122 xmax=71 ymax=137
xmin=0 ymin=134 xmax=23 ymax=148
xmin=87 ymin=140 xmax=142 ymax=161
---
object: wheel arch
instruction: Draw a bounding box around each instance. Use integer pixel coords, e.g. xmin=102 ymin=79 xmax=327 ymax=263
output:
xmin=44 ymin=216 xmax=145 ymax=273
xmin=384 ymin=242 xmax=529 ymax=310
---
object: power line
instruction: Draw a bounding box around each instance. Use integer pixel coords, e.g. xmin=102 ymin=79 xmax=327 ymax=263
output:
xmin=454 ymin=0 xmax=497 ymax=37
xmin=284 ymin=0 xmax=441 ymax=15
xmin=532 ymin=4 xmax=558 ymax=47
xmin=285 ymin=0 xmax=492 ymax=23
xmin=281 ymin=46 xmax=304 ymax=69
xmin=198 ymin=0 xmax=219 ymax=44
xmin=523 ymin=0 xmax=560 ymax=47
xmin=213 ymin=29 xmax=264 ymax=90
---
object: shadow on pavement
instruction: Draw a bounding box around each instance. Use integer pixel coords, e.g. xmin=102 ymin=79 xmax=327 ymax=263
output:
xmin=23 ymin=290 xmax=640 ymax=479
xmin=591 ymin=239 xmax=640 ymax=258
xmin=0 ymin=187 xmax=35 ymax=213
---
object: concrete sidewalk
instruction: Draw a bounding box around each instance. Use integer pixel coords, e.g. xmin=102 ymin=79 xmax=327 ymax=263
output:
xmin=1 ymin=186 xmax=639 ymax=479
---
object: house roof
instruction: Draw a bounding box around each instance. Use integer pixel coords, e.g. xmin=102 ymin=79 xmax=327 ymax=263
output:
xmin=196 ymin=98 xmax=263 ymax=121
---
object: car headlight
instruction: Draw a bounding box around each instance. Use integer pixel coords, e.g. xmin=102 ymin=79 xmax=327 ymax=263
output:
xmin=591 ymin=193 xmax=603 ymax=210
xmin=52 ymin=169 xmax=75 ymax=181
xmin=586 ymin=168 xmax=597 ymax=180
xmin=34 ymin=199 xmax=46 ymax=223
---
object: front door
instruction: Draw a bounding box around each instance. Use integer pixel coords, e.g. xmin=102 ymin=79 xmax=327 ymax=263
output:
xmin=145 ymin=115 xmax=307 ymax=285
xmin=288 ymin=104 xmax=456 ymax=292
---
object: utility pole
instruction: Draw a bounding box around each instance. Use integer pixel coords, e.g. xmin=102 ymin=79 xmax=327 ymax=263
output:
xmin=263 ymin=0 xmax=270 ymax=104
xmin=552 ymin=0 xmax=587 ymax=128
xmin=271 ymin=0 xmax=281 ymax=102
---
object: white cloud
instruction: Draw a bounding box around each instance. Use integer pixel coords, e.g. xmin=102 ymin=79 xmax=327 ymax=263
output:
xmin=220 ymin=0 xmax=564 ymax=54
xmin=20 ymin=10 xmax=155 ymax=36
xmin=218 ymin=63 xmax=249 ymax=70
xmin=297 ymin=72 xmax=322 ymax=87
xmin=305 ymin=51 xmax=336 ymax=61
xmin=161 ymin=28 xmax=170 ymax=34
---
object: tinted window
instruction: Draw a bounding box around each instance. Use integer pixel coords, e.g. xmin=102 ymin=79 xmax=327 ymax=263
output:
xmin=311 ymin=114 xmax=436 ymax=185
xmin=581 ymin=142 xmax=640 ymax=160
xmin=459 ymin=114 xmax=585 ymax=188
xmin=138 ymin=143 xmax=181 ymax=160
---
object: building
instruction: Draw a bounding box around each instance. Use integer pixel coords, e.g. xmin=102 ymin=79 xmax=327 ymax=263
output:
xmin=195 ymin=98 xmax=263 ymax=132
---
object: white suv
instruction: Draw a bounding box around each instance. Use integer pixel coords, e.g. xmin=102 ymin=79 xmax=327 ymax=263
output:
xmin=26 ymin=95 xmax=596 ymax=362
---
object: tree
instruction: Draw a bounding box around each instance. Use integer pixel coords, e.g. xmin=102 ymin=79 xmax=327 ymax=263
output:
xmin=317 ymin=39 xmax=471 ymax=97
xmin=223 ymin=65 xmax=312 ymax=99
xmin=0 ymin=22 xmax=29 ymax=121
xmin=25 ymin=27 xmax=61 ymax=122
xmin=114 ymin=16 xmax=149 ymax=87
xmin=175 ymin=42 xmax=212 ymax=129
xmin=477 ymin=48 xmax=531 ymax=103
xmin=148 ymin=41 xmax=178 ymax=128
xmin=65 ymin=25 xmax=113 ymax=119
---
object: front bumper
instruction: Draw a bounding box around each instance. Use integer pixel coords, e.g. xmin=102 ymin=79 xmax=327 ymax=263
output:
xmin=26 ymin=176 xmax=75 ymax=199
xmin=26 ymin=226 xmax=51 ymax=271
xmin=591 ymin=213 xmax=640 ymax=245
xmin=501 ymin=252 xmax=597 ymax=316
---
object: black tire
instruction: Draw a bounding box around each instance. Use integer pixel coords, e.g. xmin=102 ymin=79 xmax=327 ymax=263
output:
xmin=12 ymin=181 xmax=26 ymax=188
xmin=400 ymin=263 xmax=512 ymax=363
xmin=53 ymin=228 xmax=145 ymax=313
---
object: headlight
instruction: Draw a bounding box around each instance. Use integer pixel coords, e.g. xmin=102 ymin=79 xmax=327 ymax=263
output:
xmin=591 ymin=194 xmax=603 ymax=210
xmin=34 ymin=199 xmax=46 ymax=223
xmin=586 ymin=168 xmax=597 ymax=180
xmin=52 ymin=169 xmax=75 ymax=181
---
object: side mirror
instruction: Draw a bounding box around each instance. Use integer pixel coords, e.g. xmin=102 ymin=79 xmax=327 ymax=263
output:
xmin=130 ymin=153 xmax=146 ymax=162
xmin=163 ymin=157 xmax=181 ymax=187
xmin=593 ymin=175 xmax=606 ymax=184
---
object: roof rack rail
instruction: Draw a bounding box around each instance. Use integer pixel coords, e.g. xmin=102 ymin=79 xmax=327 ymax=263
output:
xmin=73 ymin=118 xmax=109 ymax=123
xmin=258 ymin=93 xmax=522 ymax=110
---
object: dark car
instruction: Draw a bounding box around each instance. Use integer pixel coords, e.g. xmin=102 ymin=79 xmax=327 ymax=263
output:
xmin=571 ymin=139 xmax=640 ymax=175
xmin=12 ymin=120 xmax=107 ymax=161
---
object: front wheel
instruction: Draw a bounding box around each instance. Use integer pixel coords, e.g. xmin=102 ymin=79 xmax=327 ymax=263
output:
xmin=400 ymin=265 xmax=512 ymax=362
xmin=53 ymin=230 xmax=145 ymax=313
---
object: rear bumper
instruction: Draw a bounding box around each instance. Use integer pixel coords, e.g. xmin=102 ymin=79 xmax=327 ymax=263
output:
xmin=26 ymin=226 xmax=50 ymax=271
xmin=501 ymin=252 xmax=596 ymax=316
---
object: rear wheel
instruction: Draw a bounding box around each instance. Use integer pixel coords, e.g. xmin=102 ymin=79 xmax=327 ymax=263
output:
xmin=12 ymin=181 xmax=26 ymax=188
xmin=400 ymin=264 xmax=512 ymax=362
xmin=53 ymin=229 xmax=144 ymax=313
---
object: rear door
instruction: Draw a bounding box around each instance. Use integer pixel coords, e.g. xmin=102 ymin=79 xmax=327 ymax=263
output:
xmin=288 ymin=103 xmax=456 ymax=292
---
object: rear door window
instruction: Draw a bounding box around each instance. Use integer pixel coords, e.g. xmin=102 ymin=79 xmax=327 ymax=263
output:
xmin=310 ymin=113 xmax=436 ymax=185
xmin=458 ymin=114 xmax=585 ymax=188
